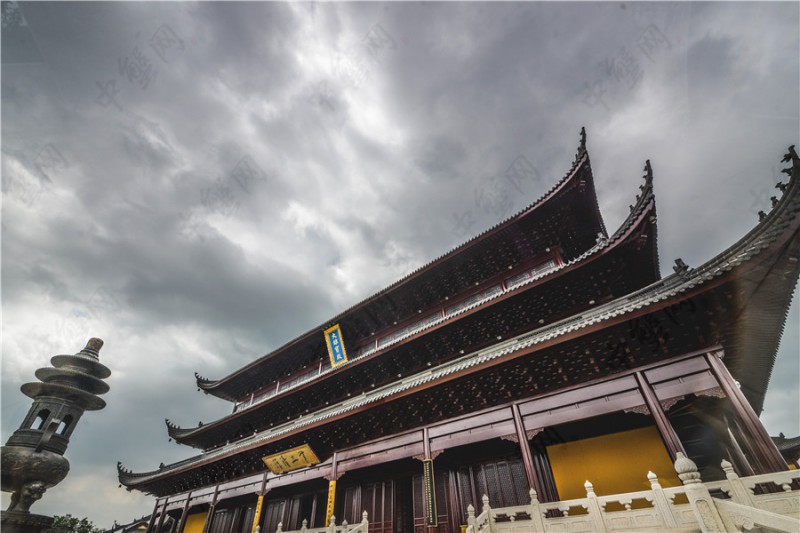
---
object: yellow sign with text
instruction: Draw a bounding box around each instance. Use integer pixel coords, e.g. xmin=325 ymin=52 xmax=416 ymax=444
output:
xmin=262 ymin=444 xmax=320 ymax=474
xmin=325 ymin=480 xmax=337 ymax=527
xmin=251 ymin=495 xmax=264 ymax=533
xmin=324 ymin=324 xmax=348 ymax=368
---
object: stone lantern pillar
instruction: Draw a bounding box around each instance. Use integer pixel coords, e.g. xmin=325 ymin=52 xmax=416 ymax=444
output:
xmin=1 ymin=338 xmax=111 ymax=533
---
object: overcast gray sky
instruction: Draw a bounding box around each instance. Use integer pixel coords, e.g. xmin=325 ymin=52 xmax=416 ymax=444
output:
xmin=2 ymin=1 xmax=798 ymax=527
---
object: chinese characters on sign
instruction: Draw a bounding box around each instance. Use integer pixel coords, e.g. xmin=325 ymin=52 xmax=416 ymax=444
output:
xmin=324 ymin=324 xmax=349 ymax=368
xmin=262 ymin=444 xmax=321 ymax=475
xmin=251 ymin=495 xmax=264 ymax=533
xmin=325 ymin=480 xmax=337 ymax=527
xmin=423 ymin=459 xmax=437 ymax=526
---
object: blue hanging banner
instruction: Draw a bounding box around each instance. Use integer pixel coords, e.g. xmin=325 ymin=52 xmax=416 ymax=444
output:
xmin=324 ymin=324 xmax=348 ymax=368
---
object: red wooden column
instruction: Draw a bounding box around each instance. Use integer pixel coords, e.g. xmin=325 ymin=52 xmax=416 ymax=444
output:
xmin=634 ymin=371 xmax=686 ymax=461
xmin=705 ymin=352 xmax=787 ymax=473
xmin=511 ymin=404 xmax=542 ymax=496
xmin=176 ymin=492 xmax=192 ymax=533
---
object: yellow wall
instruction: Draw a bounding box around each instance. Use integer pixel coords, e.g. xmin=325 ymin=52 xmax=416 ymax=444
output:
xmin=547 ymin=426 xmax=681 ymax=500
xmin=182 ymin=513 xmax=208 ymax=533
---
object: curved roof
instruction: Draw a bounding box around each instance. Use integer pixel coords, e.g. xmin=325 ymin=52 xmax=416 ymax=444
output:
xmin=197 ymin=128 xmax=607 ymax=402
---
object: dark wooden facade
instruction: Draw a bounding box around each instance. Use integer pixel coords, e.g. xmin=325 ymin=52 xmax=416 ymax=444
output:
xmin=120 ymin=134 xmax=800 ymax=533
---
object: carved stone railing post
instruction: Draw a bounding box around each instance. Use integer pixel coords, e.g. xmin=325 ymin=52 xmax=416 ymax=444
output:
xmin=647 ymin=471 xmax=678 ymax=529
xmin=721 ymin=459 xmax=756 ymax=507
xmin=327 ymin=515 xmax=335 ymax=533
xmin=300 ymin=518 xmax=308 ymax=532
xmin=466 ymin=503 xmax=476 ymax=532
xmin=583 ymin=481 xmax=608 ymax=533
xmin=528 ymin=488 xmax=546 ymax=532
xmin=276 ymin=522 xmax=282 ymax=533
xmin=361 ymin=510 xmax=368 ymax=525
xmin=482 ymin=494 xmax=494 ymax=533
xmin=675 ymin=452 xmax=728 ymax=532
xmin=255 ymin=526 xmax=260 ymax=533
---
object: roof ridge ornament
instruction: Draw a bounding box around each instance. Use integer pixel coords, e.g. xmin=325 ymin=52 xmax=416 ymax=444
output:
xmin=673 ymin=258 xmax=691 ymax=278
xmin=643 ymin=159 xmax=653 ymax=187
xmin=579 ymin=126 xmax=587 ymax=154
xmin=782 ymin=144 xmax=798 ymax=166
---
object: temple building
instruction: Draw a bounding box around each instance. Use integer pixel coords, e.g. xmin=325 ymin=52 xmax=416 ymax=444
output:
xmin=119 ymin=131 xmax=800 ymax=533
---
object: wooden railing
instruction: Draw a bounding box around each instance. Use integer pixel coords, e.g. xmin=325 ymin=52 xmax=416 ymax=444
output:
xmin=268 ymin=512 xmax=369 ymax=533
xmin=465 ymin=453 xmax=800 ymax=532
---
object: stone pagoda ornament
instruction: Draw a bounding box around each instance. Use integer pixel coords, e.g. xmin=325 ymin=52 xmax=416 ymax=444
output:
xmin=1 ymin=338 xmax=111 ymax=533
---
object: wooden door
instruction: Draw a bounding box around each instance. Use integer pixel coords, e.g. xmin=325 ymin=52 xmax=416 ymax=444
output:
xmin=209 ymin=508 xmax=235 ymax=533
xmin=262 ymin=499 xmax=285 ymax=533
xmin=362 ymin=481 xmax=393 ymax=533
xmin=454 ymin=458 xmax=529 ymax=520
xmin=236 ymin=505 xmax=256 ymax=533
xmin=341 ymin=481 xmax=394 ymax=533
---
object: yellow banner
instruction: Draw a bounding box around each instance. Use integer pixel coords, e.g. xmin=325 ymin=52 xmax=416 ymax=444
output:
xmin=262 ymin=444 xmax=320 ymax=474
xmin=251 ymin=495 xmax=264 ymax=533
xmin=325 ymin=480 xmax=337 ymax=527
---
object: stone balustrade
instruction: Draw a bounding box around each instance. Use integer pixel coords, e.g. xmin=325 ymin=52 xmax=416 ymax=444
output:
xmin=466 ymin=454 xmax=800 ymax=533
xmin=272 ymin=511 xmax=369 ymax=533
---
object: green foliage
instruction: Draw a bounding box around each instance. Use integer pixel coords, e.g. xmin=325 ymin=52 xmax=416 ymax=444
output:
xmin=52 ymin=514 xmax=104 ymax=533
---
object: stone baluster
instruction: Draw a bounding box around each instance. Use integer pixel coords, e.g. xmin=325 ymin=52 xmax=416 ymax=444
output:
xmin=584 ymin=481 xmax=608 ymax=533
xmin=675 ymin=452 xmax=729 ymax=532
xmin=327 ymin=515 xmax=336 ymax=533
xmin=255 ymin=527 xmax=260 ymax=533
xmin=482 ymin=494 xmax=494 ymax=533
xmin=647 ymin=471 xmax=678 ymax=529
xmin=466 ymin=503 xmax=476 ymax=532
xmin=300 ymin=519 xmax=308 ymax=532
xmin=528 ymin=488 xmax=546 ymax=532
xmin=721 ymin=459 xmax=756 ymax=507
xmin=361 ymin=510 xmax=368 ymax=525
xmin=276 ymin=522 xmax=282 ymax=533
